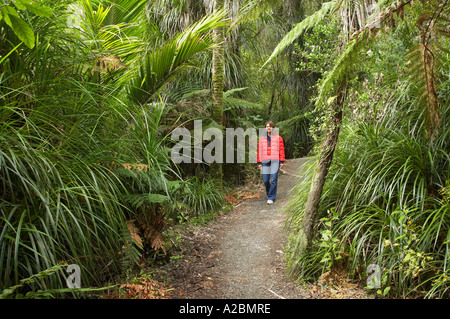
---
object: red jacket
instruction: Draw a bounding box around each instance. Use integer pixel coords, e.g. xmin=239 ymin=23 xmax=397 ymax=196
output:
xmin=257 ymin=134 xmax=285 ymax=163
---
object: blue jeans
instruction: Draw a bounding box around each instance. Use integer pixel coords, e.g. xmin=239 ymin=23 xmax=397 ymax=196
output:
xmin=262 ymin=160 xmax=279 ymax=201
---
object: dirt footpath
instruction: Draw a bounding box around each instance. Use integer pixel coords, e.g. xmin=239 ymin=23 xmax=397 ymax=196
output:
xmin=161 ymin=158 xmax=368 ymax=299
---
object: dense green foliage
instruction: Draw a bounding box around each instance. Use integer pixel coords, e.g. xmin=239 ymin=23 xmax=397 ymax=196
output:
xmin=284 ymin=1 xmax=450 ymax=298
xmin=0 ymin=0 xmax=448 ymax=299
xmin=0 ymin=0 xmax=227 ymax=295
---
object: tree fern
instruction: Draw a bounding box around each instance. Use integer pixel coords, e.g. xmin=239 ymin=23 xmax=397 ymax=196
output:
xmin=230 ymin=0 xmax=282 ymax=28
xmin=261 ymin=0 xmax=339 ymax=69
xmin=405 ymin=0 xmax=449 ymax=135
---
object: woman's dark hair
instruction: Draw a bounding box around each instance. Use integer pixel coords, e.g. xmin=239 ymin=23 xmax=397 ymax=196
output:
xmin=265 ymin=121 xmax=275 ymax=128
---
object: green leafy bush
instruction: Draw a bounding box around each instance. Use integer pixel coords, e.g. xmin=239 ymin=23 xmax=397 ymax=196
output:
xmin=286 ymin=100 xmax=449 ymax=297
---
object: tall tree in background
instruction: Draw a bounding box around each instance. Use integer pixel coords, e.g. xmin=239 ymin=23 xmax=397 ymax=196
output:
xmin=211 ymin=0 xmax=225 ymax=183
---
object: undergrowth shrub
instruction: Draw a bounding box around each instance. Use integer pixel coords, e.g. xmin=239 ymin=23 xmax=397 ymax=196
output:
xmin=286 ymin=100 xmax=449 ymax=298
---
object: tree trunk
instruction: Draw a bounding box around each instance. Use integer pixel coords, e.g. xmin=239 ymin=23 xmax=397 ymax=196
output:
xmin=296 ymin=85 xmax=346 ymax=253
xmin=211 ymin=0 xmax=224 ymax=183
xmin=212 ymin=20 xmax=224 ymax=123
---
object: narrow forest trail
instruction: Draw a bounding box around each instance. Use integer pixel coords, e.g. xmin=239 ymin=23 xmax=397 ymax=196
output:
xmin=160 ymin=158 xmax=369 ymax=299
xmin=212 ymin=157 xmax=311 ymax=299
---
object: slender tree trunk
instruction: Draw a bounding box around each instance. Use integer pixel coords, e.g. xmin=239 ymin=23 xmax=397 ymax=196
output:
xmin=296 ymin=84 xmax=346 ymax=253
xmin=268 ymin=89 xmax=276 ymax=115
xmin=212 ymin=15 xmax=224 ymax=123
xmin=211 ymin=0 xmax=224 ymax=183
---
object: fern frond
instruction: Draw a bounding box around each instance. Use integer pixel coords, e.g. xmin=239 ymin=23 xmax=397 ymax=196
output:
xmin=223 ymin=87 xmax=249 ymax=98
xmin=230 ymin=0 xmax=282 ymax=28
xmin=125 ymin=220 xmax=144 ymax=248
xmin=261 ymin=0 xmax=339 ymax=69
xmin=316 ymin=0 xmax=418 ymax=108
xmin=123 ymin=193 xmax=169 ymax=209
xmin=121 ymin=221 xmax=143 ymax=269
xmin=224 ymin=97 xmax=262 ymax=112
xmin=316 ymin=28 xmax=372 ymax=107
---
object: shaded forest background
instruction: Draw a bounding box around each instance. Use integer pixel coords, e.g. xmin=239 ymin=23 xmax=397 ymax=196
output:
xmin=0 ymin=0 xmax=448 ymax=299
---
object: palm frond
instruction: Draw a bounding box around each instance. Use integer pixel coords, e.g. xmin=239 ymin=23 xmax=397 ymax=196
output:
xmin=126 ymin=10 xmax=227 ymax=105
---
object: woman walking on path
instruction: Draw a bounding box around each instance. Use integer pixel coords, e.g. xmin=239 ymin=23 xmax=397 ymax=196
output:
xmin=257 ymin=121 xmax=285 ymax=204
